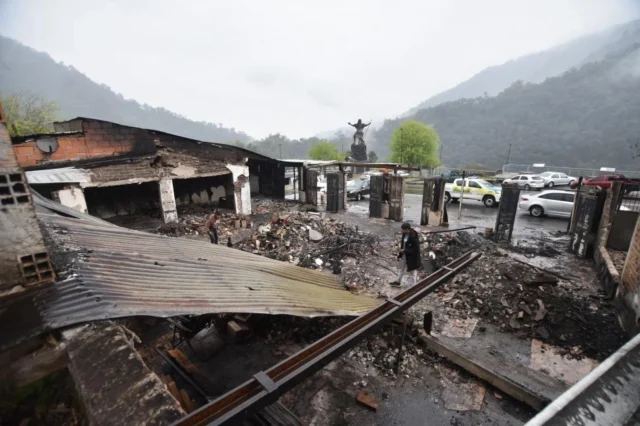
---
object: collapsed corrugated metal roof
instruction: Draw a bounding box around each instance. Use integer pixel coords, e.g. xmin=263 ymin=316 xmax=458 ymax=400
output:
xmin=0 ymin=196 xmax=379 ymax=350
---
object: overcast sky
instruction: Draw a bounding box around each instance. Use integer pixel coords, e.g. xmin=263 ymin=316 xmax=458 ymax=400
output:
xmin=1 ymin=0 xmax=639 ymax=138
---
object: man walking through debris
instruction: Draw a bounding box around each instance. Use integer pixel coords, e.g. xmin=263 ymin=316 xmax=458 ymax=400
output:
xmin=204 ymin=210 xmax=221 ymax=244
xmin=390 ymin=223 xmax=421 ymax=287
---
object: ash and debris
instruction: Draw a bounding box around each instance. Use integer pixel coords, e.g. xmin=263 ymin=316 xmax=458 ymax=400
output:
xmin=154 ymin=204 xmax=241 ymax=238
xmin=148 ymin=199 xmax=624 ymax=369
xmin=609 ymin=249 xmax=628 ymax=274
xmin=408 ymin=231 xmax=626 ymax=361
xmin=235 ymin=211 xmax=381 ymax=281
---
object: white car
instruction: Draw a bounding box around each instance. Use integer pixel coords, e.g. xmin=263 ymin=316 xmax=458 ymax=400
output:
xmin=539 ymin=171 xmax=577 ymax=188
xmin=503 ymin=174 xmax=546 ymax=190
xmin=518 ymin=190 xmax=575 ymax=218
xmin=444 ymin=178 xmax=502 ymax=207
xmin=360 ymin=171 xmax=382 ymax=180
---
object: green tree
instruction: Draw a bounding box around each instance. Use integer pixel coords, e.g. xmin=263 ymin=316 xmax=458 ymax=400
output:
xmin=390 ymin=120 xmax=440 ymax=167
xmin=368 ymin=151 xmax=379 ymax=162
xmin=1 ymin=92 xmax=60 ymax=136
xmin=308 ymin=141 xmax=344 ymax=161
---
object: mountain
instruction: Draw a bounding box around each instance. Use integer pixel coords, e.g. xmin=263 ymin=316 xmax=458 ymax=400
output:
xmin=372 ymin=45 xmax=640 ymax=169
xmin=405 ymin=19 xmax=640 ymax=116
xmin=0 ymin=36 xmax=251 ymax=143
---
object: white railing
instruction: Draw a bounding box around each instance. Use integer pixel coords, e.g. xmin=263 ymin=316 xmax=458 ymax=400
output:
xmin=501 ymin=164 xmax=640 ymax=179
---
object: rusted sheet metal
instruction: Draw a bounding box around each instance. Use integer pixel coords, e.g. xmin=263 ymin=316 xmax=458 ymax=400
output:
xmin=0 ymin=203 xmax=379 ymax=351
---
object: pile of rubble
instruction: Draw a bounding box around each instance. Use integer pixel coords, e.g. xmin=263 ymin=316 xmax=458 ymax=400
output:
xmin=418 ymin=232 xmax=626 ymax=360
xmin=237 ymin=212 xmax=379 ymax=274
xmin=252 ymin=196 xmax=300 ymax=214
xmin=155 ymin=205 xmax=248 ymax=238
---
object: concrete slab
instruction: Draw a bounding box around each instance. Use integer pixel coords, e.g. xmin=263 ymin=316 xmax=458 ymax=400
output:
xmin=529 ymin=339 xmax=598 ymax=386
xmin=421 ymin=325 xmax=568 ymax=411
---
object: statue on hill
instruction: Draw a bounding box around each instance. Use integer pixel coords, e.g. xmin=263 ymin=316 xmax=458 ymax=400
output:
xmin=348 ymin=119 xmax=371 ymax=145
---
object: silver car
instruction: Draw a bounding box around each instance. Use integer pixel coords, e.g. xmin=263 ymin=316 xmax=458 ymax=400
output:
xmin=503 ymin=174 xmax=546 ymax=190
xmin=539 ymin=171 xmax=577 ymax=188
xmin=518 ymin=190 xmax=575 ymax=218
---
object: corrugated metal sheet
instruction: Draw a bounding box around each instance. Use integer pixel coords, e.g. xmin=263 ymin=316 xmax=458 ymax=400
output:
xmin=0 ymin=200 xmax=378 ymax=350
xmin=26 ymin=167 xmax=92 ymax=184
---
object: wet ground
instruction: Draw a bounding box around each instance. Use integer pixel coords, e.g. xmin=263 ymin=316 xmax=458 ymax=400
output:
xmin=345 ymin=193 xmax=568 ymax=240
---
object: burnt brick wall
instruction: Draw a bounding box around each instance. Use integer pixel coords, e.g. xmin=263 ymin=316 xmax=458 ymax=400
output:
xmin=153 ymin=133 xmax=246 ymax=164
xmin=13 ymin=119 xmax=156 ymax=167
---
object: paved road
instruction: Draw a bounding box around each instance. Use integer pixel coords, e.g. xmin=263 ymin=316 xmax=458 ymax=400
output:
xmin=346 ymin=193 xmax=568 ymax=240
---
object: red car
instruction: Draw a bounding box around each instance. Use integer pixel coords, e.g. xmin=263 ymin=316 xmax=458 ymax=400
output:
xmin=575 ymin=174 xmax=640 ymax=193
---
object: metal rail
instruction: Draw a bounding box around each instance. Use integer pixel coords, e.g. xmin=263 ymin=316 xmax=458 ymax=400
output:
xmin=173 ymin=250 xmax=481 ymax=426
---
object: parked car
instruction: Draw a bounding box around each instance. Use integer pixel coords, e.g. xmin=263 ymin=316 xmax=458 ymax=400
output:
xmin=538 ymin=171 xmax=577 ymax=188
xmin=444 ymin=178 xmax=501 ymax=207
xmin=396 ymin=171 xmax=410 ymax=177
xmin=518 ymin=190 xmax=575 ymax=218
xmin=502 ymin=175 xmax=545 ymax=190
xmin=346 ymin=179 xmax=370 ymax=201
xmin=360 ymin=171 xmax=382 ymax=180
xmin=576 ymin=174 xmax=640 ymax=194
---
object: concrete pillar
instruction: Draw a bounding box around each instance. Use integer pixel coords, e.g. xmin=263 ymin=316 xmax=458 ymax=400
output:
xmin=226 ymin=164 xmax=252 ymax=216
xmin=616 ymin=216 xmax=640 ymax=336
xmin=158 ymin=178 xmax=178 ymax=223
xmin=54 ymin=185 xmax=88 ymax=214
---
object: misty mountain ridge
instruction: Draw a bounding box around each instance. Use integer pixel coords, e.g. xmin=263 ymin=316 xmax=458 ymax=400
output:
xmin=0 ymin=36 xmax=251 ymax=143
xmin=371 ymin=44 xmax=640 ymax=169
xmin=404 ymin=19 xmax=640 ymax=116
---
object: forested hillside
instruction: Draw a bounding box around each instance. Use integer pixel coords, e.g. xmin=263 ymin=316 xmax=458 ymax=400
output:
xmin=0 ymin=36 xmax=251 ymax=143
xmin=372 ymin=45 xmax=640 ymax=169
xmin=405 ymin=19 xmax=640 ymax=115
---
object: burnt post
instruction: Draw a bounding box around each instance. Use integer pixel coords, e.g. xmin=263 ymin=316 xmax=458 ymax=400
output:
xmin=326 ymin=172 xmax=344 ymax=213
xmin=569 ymin=186 xmax=607 ymax=258
xmin=421 ymin=178 xmax=446 ymax=226
xmin=494 ymin=183 xmax=520 ymax=243
xmin=369 ymin=175 xmax=384 ymax=218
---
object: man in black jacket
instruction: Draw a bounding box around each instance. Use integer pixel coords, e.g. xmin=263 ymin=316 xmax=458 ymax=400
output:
xmin=390 ymin=223 xmax=421 ymax=287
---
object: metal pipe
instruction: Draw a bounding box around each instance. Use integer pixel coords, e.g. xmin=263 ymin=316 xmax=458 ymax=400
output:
xmin=420 ymin=226 xmax=477 ymax=235
xmin=173 ymin=251 xmax=481 ymax=426
xmin=525 ymin=332 xmax=640 ymax=426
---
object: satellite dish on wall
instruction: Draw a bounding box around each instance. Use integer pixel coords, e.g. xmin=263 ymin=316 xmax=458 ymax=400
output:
xmin=36 ymin=137 xmax=59 ymax=154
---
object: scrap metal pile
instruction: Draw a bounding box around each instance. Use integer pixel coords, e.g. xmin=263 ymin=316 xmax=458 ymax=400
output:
xmin=237 ymin=212 xmax=380 ymax=274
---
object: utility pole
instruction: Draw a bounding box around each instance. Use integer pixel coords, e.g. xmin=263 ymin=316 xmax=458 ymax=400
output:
xmin=400 ymin=128 xmax=404 ymax=164
xmin=506 ymin=143 xmax=512 ymax=165
xmin=279 ymin=144 xmax=282 ymax=160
